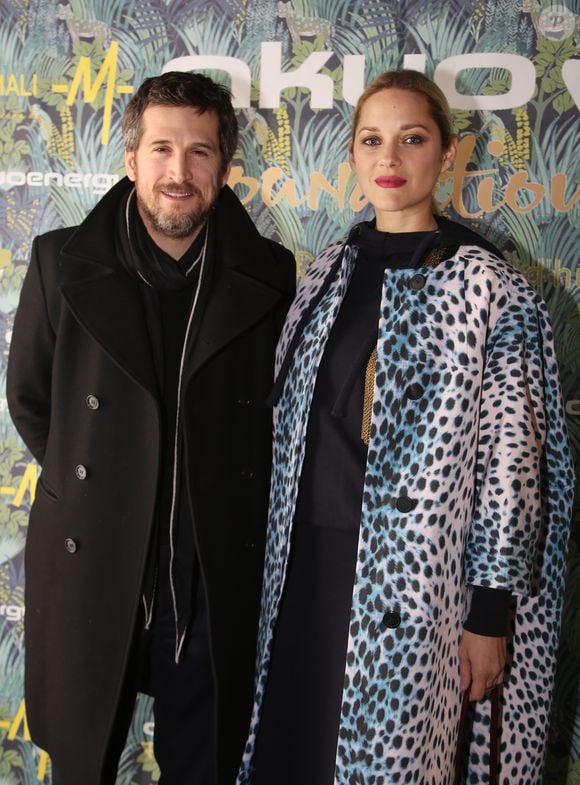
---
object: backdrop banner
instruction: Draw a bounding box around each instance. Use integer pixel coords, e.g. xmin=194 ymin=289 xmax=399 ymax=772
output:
xmin=0 ymin=0 xmax=578 ymax=783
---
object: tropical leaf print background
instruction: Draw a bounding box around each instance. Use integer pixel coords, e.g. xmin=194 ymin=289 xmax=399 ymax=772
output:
xmin=0 ymin=0 xmax=578 ymax=782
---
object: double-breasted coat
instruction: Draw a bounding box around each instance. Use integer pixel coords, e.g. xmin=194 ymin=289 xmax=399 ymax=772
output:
xmin=7 ymin=177 xmax=295 ymax=785
xmin=238 ymin=236 xmax=574 ymax=784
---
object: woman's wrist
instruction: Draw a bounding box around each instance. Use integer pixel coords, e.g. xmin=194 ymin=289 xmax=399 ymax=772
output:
xmin=463 ymin=587 xmax=511 ymax=637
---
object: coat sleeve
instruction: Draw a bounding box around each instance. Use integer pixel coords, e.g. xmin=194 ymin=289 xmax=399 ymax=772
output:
xmin=463 ymin=279 xmax=573 ymax=597
xmin=7 ymin=237 xmax=56 ymax=465
xmin=465 ymin=279 xmax=574 ymax=785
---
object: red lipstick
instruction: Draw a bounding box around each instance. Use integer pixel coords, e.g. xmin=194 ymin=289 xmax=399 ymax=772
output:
xmin=375 ymin=176 xmax=406 ymax=188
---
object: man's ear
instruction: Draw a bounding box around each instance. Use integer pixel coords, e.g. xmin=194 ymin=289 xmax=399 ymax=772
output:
xmin=221 ymin=160 xmax=232 ymax=188
xmin=125 ymin=150 xmax=136 ymax=182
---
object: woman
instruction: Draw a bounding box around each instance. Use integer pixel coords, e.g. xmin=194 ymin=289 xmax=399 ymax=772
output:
xmin=238 ymin=71 xmax=574 ymax=785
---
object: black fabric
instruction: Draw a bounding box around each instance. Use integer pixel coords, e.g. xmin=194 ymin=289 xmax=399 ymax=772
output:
xmin=294 ymin=225 xmax=440 ymax=531
xmin=123 ymin=201 xmax=214 ymax=644
xmin=119 ymin=205 xmax=217 ymax=770
xmin=115 ymin=186 xmax=209 ymax=289
xmin=463 ymin=587 xmax=511 ymax=637
xmin=146 ymin=546 xmax=215 ymax=785
xmin=253 ymin=525 xmax=358 ymax=785
xmin=254 ymin=221 xmax=507 ymax=785
xmin=8 ymin=174 xmax=295 ymax=785
xmin=432 ymin=213 xmax=502 ymax=257
xmin=138 ymin=219 xmax=206 ymax=641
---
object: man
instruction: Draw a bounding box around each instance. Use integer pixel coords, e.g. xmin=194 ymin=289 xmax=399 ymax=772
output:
xmin=7 ymin=72 xmax=295 ymax=785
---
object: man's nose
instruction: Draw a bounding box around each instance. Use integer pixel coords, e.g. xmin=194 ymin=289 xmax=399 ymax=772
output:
xmin=169 ymin=153 xmax=190 ymax=181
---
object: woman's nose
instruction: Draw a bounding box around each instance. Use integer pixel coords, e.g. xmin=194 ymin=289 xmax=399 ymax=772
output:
xmin=379 ymin=140 xmax=400 ymax=166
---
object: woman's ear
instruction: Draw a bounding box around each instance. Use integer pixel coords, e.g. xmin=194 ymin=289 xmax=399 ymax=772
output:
xmin=440 ymin=136 xmax=457 ymax=174
xmin=348 ymin=141 xmax=355 ymax=170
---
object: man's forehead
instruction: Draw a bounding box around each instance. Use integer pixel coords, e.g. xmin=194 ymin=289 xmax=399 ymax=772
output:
xmin=143 ymin=103 xmax=216 ymax=121
xmin=139 ymin=104 xmax=220 ymax=141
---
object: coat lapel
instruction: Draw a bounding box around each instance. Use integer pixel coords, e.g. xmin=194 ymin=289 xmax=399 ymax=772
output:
xmin=54 ymin=179 xmax=293 ymax=397
xmin=187 ymin=185 xmax=294 ymax=378
xmin=55 ymin=178 xmax=159 ymax=399
xmin=267 ymin=240 xmax=347 ymax=405
xmin=59 ymin=265 xmax=159 ymax=399
xmin=189 ymin=266 xmax=284 ymax=376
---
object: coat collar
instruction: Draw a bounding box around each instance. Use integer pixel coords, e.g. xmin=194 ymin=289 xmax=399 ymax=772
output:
xmin=58 ymin=177 xmax=292 ymax=397
xmin=269 ymin=217 xmax=500 ymax=406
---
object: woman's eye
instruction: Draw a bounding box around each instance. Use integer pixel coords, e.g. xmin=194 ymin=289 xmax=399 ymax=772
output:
xmin=403 ymin=135 xmax=423 ymax=145
xmin=362 ymin=136 xmax=381 ymax=146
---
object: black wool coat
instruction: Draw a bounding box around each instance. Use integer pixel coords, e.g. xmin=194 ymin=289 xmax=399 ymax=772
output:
xmin=7 ymin=177 xmax=295 ymax=785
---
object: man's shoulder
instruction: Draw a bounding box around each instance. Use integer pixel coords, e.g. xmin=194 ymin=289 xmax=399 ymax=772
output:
xmin=260 ymin=237 xmax=296 ymax=294
xmin=34 ymin=178 xmax=131 ymax=264
xmin=34 ymin=226 xmax=79 ymax=257
xmin=262 ymin=236 xmax=294 ymax=264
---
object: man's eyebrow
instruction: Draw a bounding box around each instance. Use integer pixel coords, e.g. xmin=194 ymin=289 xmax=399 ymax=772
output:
xmin=147 ymin=139 xmax=216 ymax=148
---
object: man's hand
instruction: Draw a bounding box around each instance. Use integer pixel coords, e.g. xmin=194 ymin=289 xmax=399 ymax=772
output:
xmin=459 ymin=630 xmax=506 ymax=701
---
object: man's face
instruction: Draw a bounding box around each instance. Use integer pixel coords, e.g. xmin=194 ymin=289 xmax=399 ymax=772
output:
xmin=125 ymin=104 xmax=231 ymax=251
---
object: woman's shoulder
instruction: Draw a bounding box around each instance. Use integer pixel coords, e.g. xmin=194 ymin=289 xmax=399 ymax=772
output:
xmin=452 ymin=243 xmax=537 ymax=296
xmin=449 ymin=245 xmax=549 ymax=342
xmin=310 ymin=238 xmax=346 ymax=268
xmin=433 ymin=217 xmax=531 ymax=295
xmin=435 ymin=215 xmax=502 ymax=257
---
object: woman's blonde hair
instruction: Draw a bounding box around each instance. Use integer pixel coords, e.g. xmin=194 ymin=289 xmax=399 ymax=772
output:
xmin=351 ymin=70 xmax=454 ymax=150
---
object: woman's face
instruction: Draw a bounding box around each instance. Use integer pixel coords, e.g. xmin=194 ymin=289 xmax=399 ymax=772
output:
xmin=349 ymin=88 xmax=456 ymax=232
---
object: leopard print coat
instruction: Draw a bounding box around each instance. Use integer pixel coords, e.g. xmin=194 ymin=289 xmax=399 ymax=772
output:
xmin=237 ymin=238 xmax=574 ymax=785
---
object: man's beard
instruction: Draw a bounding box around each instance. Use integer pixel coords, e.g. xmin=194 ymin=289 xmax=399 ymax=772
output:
xmin=138 ymin=185 xmax=216 ymax=239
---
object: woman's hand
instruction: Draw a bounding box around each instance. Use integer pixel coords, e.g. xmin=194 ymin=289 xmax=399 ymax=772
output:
xmin=458 ymin=630 xmax=506 ymax=701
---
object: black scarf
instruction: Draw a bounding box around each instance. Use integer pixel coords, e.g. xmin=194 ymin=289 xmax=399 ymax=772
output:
xmin=115 ymin=186 xmax=207 ymax=290
xmin=115 ymin=187 xmax=214 ymax=652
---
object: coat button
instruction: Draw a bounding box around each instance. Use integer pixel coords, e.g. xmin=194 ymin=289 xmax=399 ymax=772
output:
xmin=237 ymin=399 xmax=251 ymax=406
xmin=241 ymin=468 xmax=254 ymax=479
xmin=406 ymin=383 xmax=424 ymax=400
xmin=383 ymin=611 xmax=401 ymax=629
xmin=75 ymin=464 xmax=88 ymax=480
xmin=409 ymin=273 xmax=426 ymax=291
xmin=65 ymin=538 xmax=78 ymax=554
xmin=396 ymin=496 xmax=416 ymax=513
xmin=86 ymin=394 xmax=100 ymax=410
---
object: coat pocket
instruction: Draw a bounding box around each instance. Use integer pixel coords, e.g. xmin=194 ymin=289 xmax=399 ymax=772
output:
xmin=36 ymin=473 xmax=59 ymax=502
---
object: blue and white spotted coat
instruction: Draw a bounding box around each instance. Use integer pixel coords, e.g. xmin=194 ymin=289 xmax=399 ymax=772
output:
xmin=237 ymin=239 xmax=575 ymax=785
